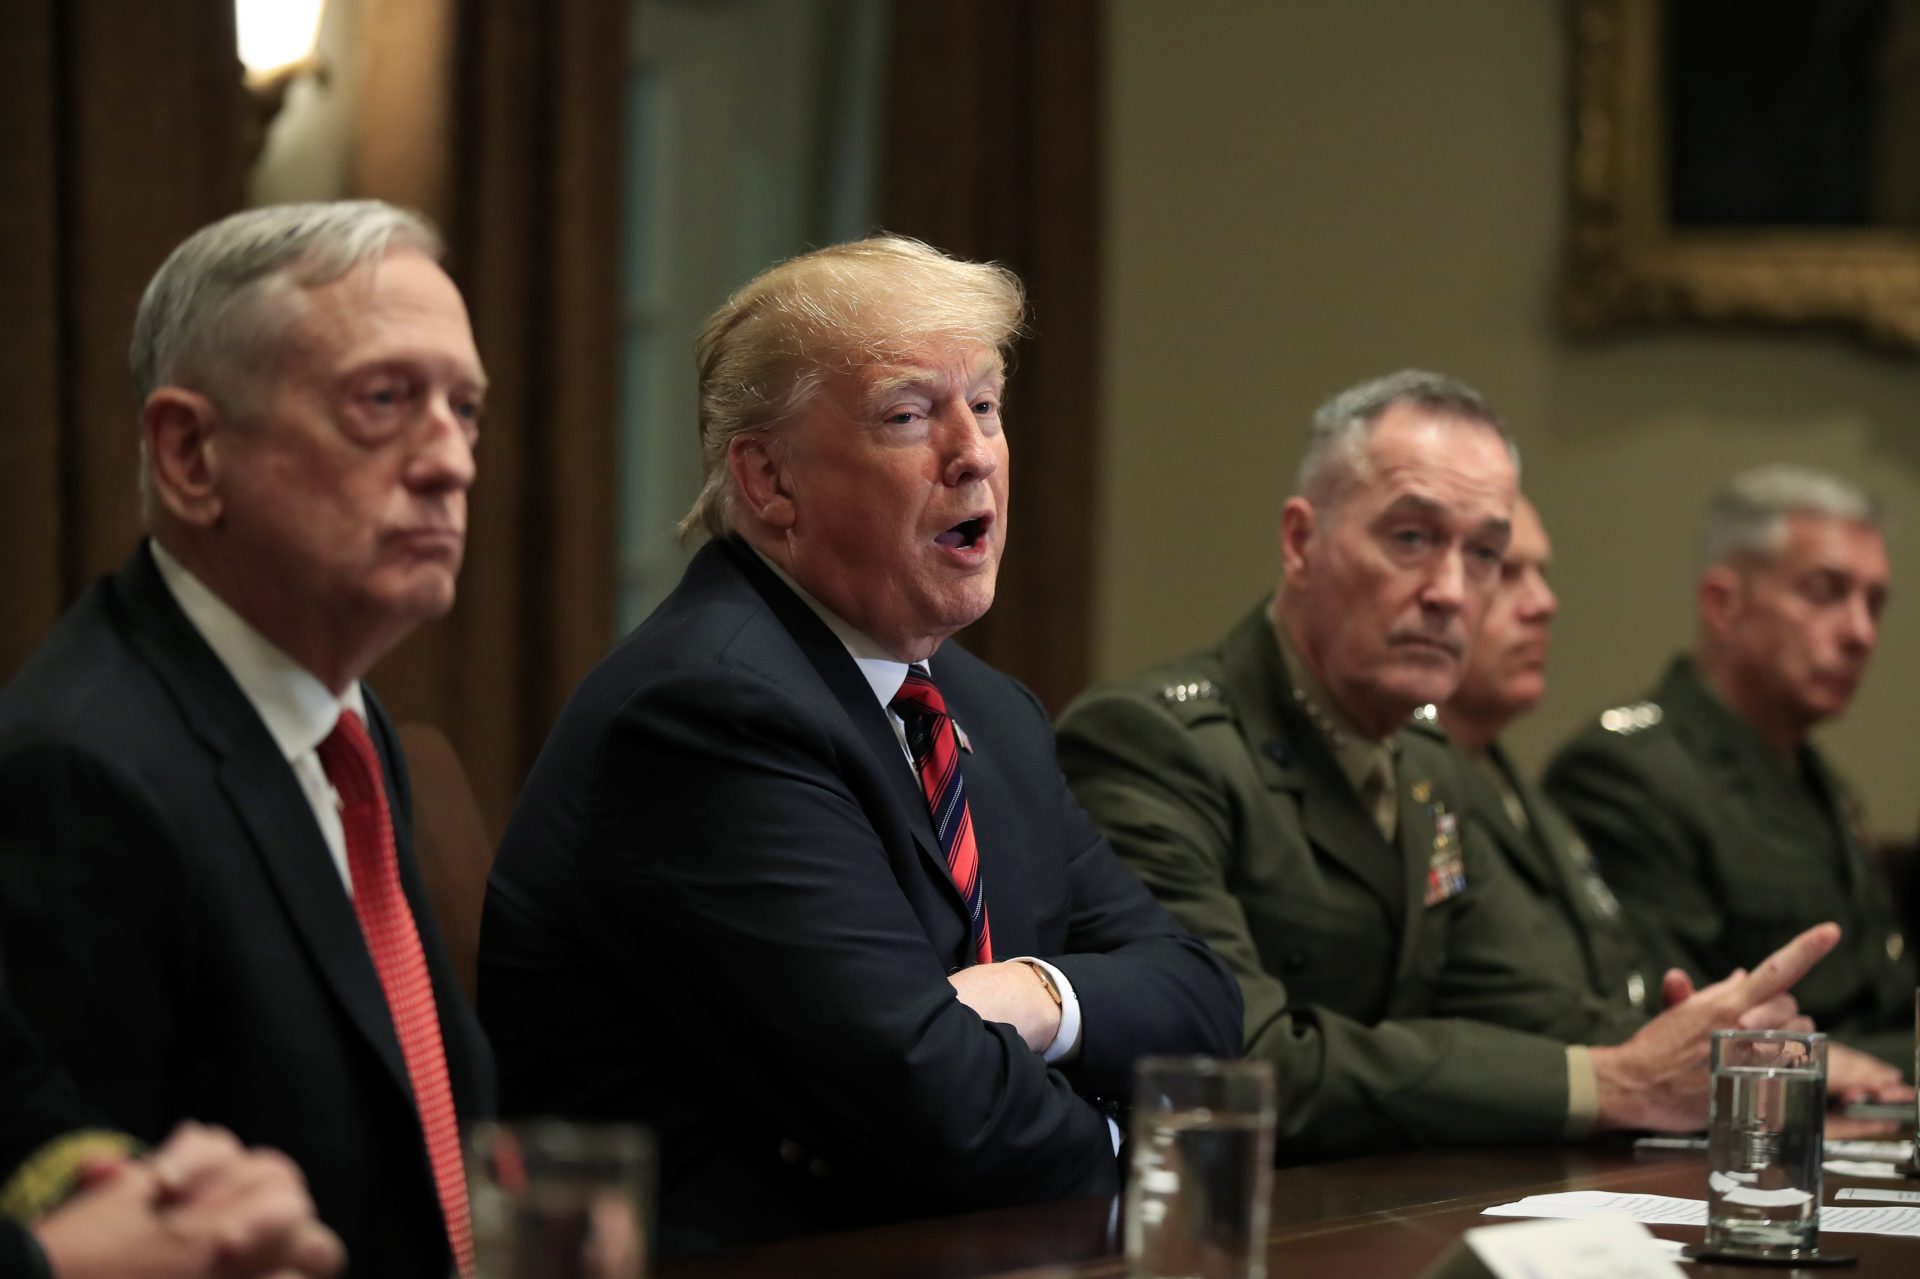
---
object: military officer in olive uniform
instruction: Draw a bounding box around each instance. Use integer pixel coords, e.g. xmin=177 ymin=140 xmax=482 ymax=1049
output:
xmin=1418 ymin=496 xmax=1648 ymax=1013
xmin=1059 ymin=371 xmax=1842 ymax=1162
xmin=1546 ymin=466 xmax=1914 ymax=1072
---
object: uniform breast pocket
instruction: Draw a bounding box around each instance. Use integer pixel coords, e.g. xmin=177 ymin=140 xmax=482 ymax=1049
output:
xmin=1243 ymin=902 xmax=1391 ymax=1020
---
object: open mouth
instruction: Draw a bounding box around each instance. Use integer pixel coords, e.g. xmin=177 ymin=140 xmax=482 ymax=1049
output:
xmin=934 ymin=516 xmax=990 ymax=550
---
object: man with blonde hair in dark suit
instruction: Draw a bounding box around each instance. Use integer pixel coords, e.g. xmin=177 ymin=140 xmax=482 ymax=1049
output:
xmin=481 ymin=235 xmax=1242 ymax=1253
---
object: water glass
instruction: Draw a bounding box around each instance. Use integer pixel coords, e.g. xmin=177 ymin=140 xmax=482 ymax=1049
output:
xmin=467 ymin=1120 xmax=653 ymax=1279
xmin=1126 ymin=1056 xmax=1276 ymax=1279
xmin=1704 ymin=1030 xmax=1827 ymax=1259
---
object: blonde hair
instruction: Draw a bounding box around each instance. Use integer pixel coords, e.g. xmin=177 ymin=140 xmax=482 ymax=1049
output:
xmin=679 ymin=235 xmax=1026 ymax=541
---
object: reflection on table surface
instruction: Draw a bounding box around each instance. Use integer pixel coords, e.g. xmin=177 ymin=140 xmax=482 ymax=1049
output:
xmin=661 ymin=1140 xmax=1920 ymax=1279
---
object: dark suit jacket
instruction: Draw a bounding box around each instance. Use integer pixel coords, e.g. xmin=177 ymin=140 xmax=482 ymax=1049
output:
xmin=0 ymin=990 xmax=109 ymax=1214
xmin=479 ymin=538 xmax=1241 ymax=1254
xmin=0 ymin=544 xmax=494 ymax=1275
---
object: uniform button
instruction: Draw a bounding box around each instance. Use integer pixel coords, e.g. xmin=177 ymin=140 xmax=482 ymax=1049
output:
xmin=1888 ymin=932 xmax=1905 ymax=962
xmin=1626 ymin=972 xmax=1647 ymax=1009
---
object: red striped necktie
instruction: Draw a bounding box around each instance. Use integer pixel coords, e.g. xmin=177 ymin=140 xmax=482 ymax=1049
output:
xmin=318 ymin=710 xmax=475 ymax=1278
xmin=892 ymin=668 xmax=993 ymax=966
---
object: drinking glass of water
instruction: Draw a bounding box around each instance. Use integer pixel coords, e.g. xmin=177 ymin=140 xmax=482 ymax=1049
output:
xmin=467 ymin=1120 xmax=653 ymax=1279
xmin=1126 ymin=1056 xmax=1276 ymax=1279
xmin=1704 ymin=1029 xmax=1827 ymax=1261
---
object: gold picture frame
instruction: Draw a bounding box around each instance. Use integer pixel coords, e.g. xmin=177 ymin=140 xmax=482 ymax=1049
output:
xmin=1567 ymin=0 xmax=1920 ymax=349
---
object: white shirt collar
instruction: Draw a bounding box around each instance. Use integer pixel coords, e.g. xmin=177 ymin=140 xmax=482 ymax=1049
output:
xmin=149 ymin=541 xmax=367 ymax=762
xmin=748 ymin=545 xmax=921 ymax=708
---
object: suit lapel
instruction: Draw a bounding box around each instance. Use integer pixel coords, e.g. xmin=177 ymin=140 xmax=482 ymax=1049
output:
xmin=217 ymin=752 xmax=411 ymax=1093
xmin=113 ymin=545 xmax=412 ymax=1097
xmin=1389 ymin=777 xmax=1437 ymax=987
xmin=1803 ymin=749 xmax=1871 ymax=911
xmin=1220 ymin=608 xmax=1406 ymax=928
xmin=721 ymin=544 xmax=956 ymax=900
xmin=1480 ymin=747 xmax=1560 ymax=898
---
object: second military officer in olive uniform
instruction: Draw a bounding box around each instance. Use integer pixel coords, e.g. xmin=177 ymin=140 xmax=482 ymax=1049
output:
xmin=1059 ymin=372 xmax=1845 ymax=1162
xmin=1546 ymin=466 xmax=1914 ymax=1072
xmin=1421 ymin=495 xmax=1648 ymax=1013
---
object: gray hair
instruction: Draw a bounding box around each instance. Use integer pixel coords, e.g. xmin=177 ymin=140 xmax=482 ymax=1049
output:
xmin=1700 ymin=464 xmax=1880 ymax=571
xmin=131 ymin=200 xmax=444 ymax=410
xmin=1297 ymin=368 xmax=1516 ymax=506
xmin=679 ymin=234 xmax=1027 ymax=542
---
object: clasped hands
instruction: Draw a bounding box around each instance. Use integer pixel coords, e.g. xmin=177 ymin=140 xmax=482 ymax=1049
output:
xmin=33 ymin=1121 xmax=344 ymax=1279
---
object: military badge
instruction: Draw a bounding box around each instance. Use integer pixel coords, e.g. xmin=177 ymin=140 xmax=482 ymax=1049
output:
xmin=1423 ymin=803 xmax=1466 ymax=907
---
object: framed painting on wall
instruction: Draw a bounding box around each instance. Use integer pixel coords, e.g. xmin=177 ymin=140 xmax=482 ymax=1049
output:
xmin=1568 ymin=0 xmax=1920 ymax=350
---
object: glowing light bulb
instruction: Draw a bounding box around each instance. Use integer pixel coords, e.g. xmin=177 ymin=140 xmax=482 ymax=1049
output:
xmin=235 ymin=0 xmax=326 ymax=76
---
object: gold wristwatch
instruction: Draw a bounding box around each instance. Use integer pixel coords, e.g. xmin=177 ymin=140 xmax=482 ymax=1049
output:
xmin=1020 ymin=959 xmax=1063 ymax=1009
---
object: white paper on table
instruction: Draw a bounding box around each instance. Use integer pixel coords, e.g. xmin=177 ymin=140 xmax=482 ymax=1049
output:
xmin=1836 ymin=1187 xmax=1920 ymax=1205
xmin=1481 ymin=1191 xmax=1920 ymax=1238
xmin=1483 ymin=1193 xmax=1705 ymax=1226
xmin=1820 ymin=1206 xmax=1920 ymax=1235
xmin=1462 ymin=1215 xmax=1687 ymax=1279
xmin=1825 ymin=1139 xmax=1911 ymax=1161
xmin=1823 ymin=1158 xmax=1907 ymax=1179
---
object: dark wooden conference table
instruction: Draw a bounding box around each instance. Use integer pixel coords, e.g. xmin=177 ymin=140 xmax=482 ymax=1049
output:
xmin=660 ymin=1142 xmax=1920 ymax=1278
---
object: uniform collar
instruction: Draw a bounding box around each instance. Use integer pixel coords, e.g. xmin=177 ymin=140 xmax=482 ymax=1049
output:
xmin=1660 ymin=655 xmax=1809 ymax=787
xmin=1274 ymin=614 xmax=1396 ymax=798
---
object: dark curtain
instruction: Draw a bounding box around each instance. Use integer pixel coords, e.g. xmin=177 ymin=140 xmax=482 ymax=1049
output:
xmin=356 ymin=0 xmax=625 ymax=838
xmin=881 ymin=0 xmax=1104 ymax=714
xmin=0 ymin=1 xmax=247 ymax=677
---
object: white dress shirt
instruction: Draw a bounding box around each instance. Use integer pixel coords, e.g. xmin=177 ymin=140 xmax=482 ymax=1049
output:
xmin=150 ymin=542 xmax=365 ymax=896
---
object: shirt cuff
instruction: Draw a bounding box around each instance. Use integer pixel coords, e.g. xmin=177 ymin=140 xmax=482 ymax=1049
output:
xmin=1010 ymin=956 xmax=1082 ymax=1063
xmin=1563 ymin=1044 xmax=1599 ymax=1140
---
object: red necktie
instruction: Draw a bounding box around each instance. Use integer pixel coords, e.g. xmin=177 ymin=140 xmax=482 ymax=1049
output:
xmin=318 ymin=710 xmax=475 ymax=1278
xmin=891 ymin=669 xmax=993 ymax=965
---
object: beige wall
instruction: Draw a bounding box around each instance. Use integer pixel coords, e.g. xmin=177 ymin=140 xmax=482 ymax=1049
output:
xmin=1099 ymin=1 xmax=1920 ymax=837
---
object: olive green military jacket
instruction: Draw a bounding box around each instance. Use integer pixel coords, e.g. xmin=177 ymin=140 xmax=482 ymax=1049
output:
xmin=1410 ymin=717 xmax=1650 ymax=1015
xmin=1545 ymin=656 xmax=1915 ymax=1069
xmin=1056 ymin=607 xmax=1644 ymax=1162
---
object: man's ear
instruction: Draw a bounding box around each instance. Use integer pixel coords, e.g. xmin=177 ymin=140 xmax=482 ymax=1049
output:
xmin=142 ymin=388 xmax=226 ymax=528
xmin=1279 ymin=496 xmax=1317 ymax=591
xmin=1698 ymin=564 xmax=1744 ymax=642
xmin=727 ymin=433 xmax=796 ymax=531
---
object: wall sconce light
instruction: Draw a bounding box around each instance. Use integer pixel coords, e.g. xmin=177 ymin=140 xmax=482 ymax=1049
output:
xmin=237 ymin=0 xmax=329 ymax=158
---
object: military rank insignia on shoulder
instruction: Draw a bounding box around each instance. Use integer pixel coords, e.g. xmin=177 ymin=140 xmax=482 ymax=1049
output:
xmin=1405 ymin=704 xmax=1447 ymax=742
xmin=1599 ymin=701 xmax=1663 ymax=735
xmin=1157 ymin=678 xmax=1219 ymax=707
